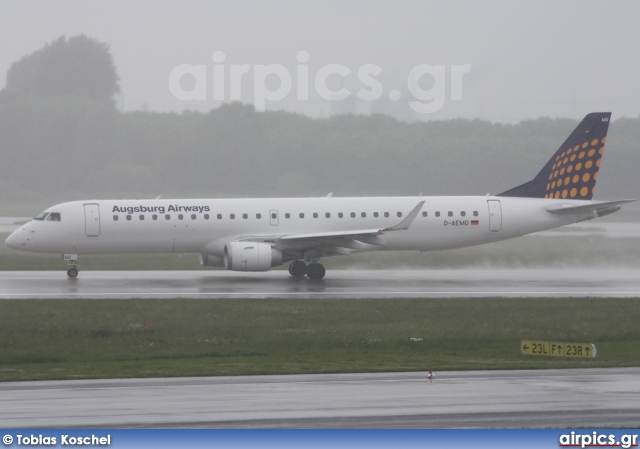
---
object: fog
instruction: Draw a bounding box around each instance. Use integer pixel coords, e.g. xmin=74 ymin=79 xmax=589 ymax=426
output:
xmin=1 ymin=1 xmax=639 ymax=215
xmin=2 ymin=0 xmax=639 ymax=122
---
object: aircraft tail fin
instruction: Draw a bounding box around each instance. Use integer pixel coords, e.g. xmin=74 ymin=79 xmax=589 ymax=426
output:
xmin=498 ymin=112 xmax=611 ymax=200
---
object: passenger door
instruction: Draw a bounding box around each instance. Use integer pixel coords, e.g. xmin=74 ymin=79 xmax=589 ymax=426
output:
xmin=84 ymin=203 xmax=100 ymax=237
xmin=487 ymin=200 xmax=502 ymax=232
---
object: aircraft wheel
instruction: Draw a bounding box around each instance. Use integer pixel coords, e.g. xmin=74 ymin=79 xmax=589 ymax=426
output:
xmin=288 ymin=260 xmax=307 ymax=278
xmin=67 ymin=267 xmax=79 ymax=278
xmin=307 ymin=262 xmax=325 ymax=280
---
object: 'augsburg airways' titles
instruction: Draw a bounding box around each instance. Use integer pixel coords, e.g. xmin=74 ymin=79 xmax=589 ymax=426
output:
xmin=112 ymin=205 xmax=211 ymax=214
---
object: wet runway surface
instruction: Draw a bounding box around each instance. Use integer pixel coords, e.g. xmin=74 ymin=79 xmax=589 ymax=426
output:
xmin=0 ymin=268 xmax=639 ymax=299
xmin=1 ymin=368 xmax=638 ymax=428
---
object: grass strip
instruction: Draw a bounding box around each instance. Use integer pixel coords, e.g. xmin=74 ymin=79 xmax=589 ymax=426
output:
xmin=0 ymin=297 xmax=639 ymax=381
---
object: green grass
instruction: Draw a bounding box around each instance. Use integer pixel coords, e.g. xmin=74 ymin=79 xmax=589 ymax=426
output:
xmin=0 ymin=297 xmax=639 ymax=382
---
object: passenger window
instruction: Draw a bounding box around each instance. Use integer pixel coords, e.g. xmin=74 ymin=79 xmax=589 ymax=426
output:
xmin=139 ymin=215 xmax=145 ymax=220
xmin=126 ymin=215 xmax=132 ymax=221
xmin=313 ymin=213 xmax=318 ymax=218
xmin=397 ymin=212 xmax=403 ymax=217
xmin=230 ymin=214 xmax=235 ymax=219
xmin=285 ymin=213 xmax=290 ymax=219
xmin=361 ymin=212 xmax=366 ymax=218
xmin=435 ymin=211 xmax=440 ymax=217
xmin=204 ymin=214 xmax=210 ymax=219
xmin=165 ymin=214 xmax=171 ymax=220
xmin=422 ymin=211 xmax=427 ymax=217
xmin=338 ymin=212 xmax=344 ymax=218
xmin=256 ymin=213 xmax=261 ymax=219
xmin=217 ymin=214 xmax=222 ymax=219
xmin=448 ymin=211 xmax=453 ymax=217
xmin=152 ymin=215 xmax=158 ymax=220
xmin=299 ymin=213 xmax=305 ymax=219
xmin=113 ymin=215 xmax=119 ymax=221
xmin=325 ymin=212 xmax=331 ymax=218
xmin=271 ymin=213 xmax=277 ymax=219
xmin=191 ymin=214 xmax=197 ymax=220
xmin=350 ymin=212 xmax=356 ymax=218
xmin=373 ymin=212 xmax=379 ymax=218
xmin=384 ymin=212 xmax=390 ymax=218
xmin=178 ymin=214 xmax=184 ymax=220
xmin=473 ymin=211 xmax=478 ymax=216
xmin=47 ymin=213 xmax=61 ymax=221
xmin=461 ymin=211 xmax=466 ymax=217
xmin=243 ymin=214 xmax=248 ymax=219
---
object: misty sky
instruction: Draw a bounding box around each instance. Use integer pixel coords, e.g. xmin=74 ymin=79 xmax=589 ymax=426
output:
xmin=2 ymin=0 xmax=639 ymax=122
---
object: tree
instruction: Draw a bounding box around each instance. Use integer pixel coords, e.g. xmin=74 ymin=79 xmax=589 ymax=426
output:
xmin=4 ymin=35 xmax=120 ymax=104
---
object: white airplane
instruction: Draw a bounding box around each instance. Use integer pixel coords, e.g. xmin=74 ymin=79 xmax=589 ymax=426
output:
xmin=5 ymin=112 xmax=633 ymax=279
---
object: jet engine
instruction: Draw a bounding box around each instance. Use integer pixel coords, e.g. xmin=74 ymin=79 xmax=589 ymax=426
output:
xmin=223 ymin=242 xmax=282 ymax=271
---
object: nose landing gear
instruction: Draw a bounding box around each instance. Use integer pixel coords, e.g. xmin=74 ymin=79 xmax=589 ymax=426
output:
xmin=63 ymin=254 xmax=79 ymax=278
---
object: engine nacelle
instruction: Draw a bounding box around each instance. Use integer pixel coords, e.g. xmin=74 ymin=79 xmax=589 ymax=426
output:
xmin=199 ymin=254 xmax=225 ymax=268
xmin=224 ymin=242 xmax=282 ymax=272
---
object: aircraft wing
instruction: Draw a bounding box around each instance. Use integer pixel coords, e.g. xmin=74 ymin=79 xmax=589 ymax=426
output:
xmin=279 ymin=200 xmax=425 ymax=240
xmin=237 ymin=200 xmax=425 ymax=256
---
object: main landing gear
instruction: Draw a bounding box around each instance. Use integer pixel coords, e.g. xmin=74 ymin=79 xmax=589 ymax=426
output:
xmin=288 ymin=260 xmax=326 ymax=280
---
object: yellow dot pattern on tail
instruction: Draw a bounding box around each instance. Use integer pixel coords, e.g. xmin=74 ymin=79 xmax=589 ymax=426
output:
xmin=544 ymin=137 xmax=604 ymax=199
xmin=498 ymin=112 xmax=610 ymax=201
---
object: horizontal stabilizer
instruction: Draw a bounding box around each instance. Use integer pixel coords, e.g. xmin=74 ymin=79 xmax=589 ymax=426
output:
xmin=546 ymin=199 xmax=635 ymax=217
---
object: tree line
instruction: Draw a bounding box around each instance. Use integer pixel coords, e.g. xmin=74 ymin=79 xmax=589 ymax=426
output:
xmin=1 ymin=36 xmax=638 ymax=214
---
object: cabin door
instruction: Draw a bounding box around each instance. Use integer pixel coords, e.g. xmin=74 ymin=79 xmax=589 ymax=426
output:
xmin=487 ymin=200 xmax=502 ymax=232
xmin=84 ymin=203 xmax=101 ymax=237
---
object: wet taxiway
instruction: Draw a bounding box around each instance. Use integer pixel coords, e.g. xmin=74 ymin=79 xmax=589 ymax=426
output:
xmin=0 ymin=268 xmax=639 ymax=299
xmin=1 ymin=368 xmax=638 ymax=428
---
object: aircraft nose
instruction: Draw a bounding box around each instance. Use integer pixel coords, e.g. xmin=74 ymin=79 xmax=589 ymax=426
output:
xmin=5 ymin=228 xmax=26 ymax=250
xmin=5 ymin=231 xmax=17 ymax=249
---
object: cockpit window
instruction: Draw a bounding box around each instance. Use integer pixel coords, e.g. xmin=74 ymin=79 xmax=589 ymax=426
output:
xmin=47 ymin=213 xmax=61 ymax=222
xmin=33 ymin=212 xmax=49 ymax=221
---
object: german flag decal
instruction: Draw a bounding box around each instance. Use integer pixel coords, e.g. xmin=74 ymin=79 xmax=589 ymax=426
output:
xmin=471 ymin=220 xmax=479 ymax=226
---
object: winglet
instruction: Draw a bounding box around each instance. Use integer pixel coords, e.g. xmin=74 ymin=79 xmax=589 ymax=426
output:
xmin=382 ymin=200 xmax=425 ymax=232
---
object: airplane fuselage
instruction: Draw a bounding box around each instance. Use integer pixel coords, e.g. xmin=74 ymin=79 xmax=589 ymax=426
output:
xmin=6 ymin=196 xmax=588 ymax=257
xmin=4 ymin=112 xmax=630 ymax=279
